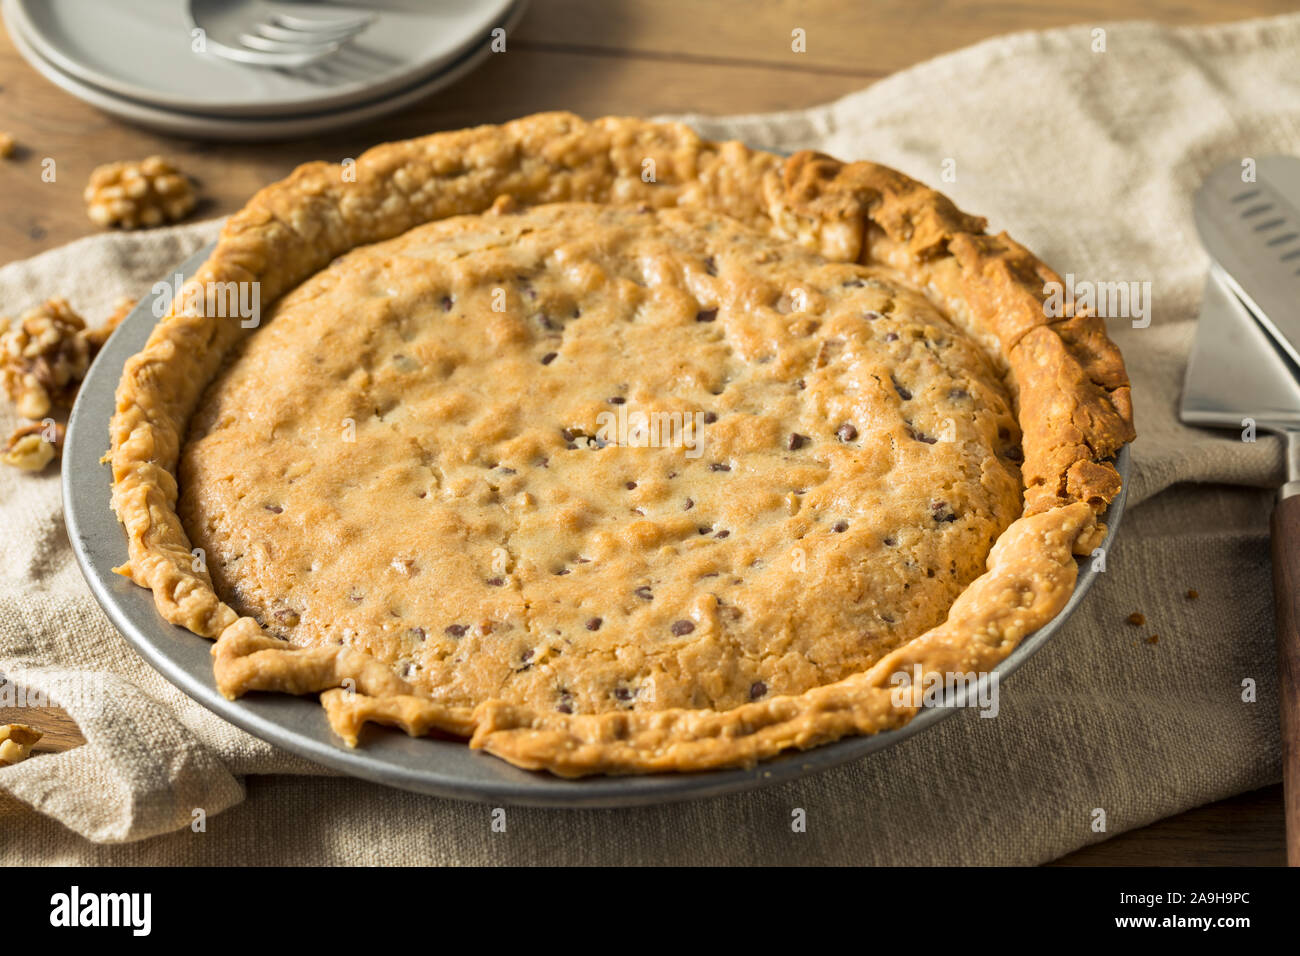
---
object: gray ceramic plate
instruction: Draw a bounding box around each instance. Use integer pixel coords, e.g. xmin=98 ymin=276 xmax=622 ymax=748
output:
xmin=63 ymin=243 xmax=1130 ymax=807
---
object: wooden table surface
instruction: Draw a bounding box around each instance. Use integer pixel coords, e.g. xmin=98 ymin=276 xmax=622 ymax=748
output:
xmin=0 ymin=0 xmax=1292 ymax=865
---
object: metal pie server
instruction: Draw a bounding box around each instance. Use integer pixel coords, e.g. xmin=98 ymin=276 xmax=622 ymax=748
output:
xmin=1194 ymin=156 xmax=1300 ymax=368
xmin=1182 ymin=200 xmax=1300 ymax=866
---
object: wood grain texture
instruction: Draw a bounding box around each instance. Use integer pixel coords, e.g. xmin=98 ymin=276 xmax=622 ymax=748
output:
xmin=0 ymin=703 xmax=85 ymax=753
xmin=0 ymin=0 xmax=1288 ymax=864
xmin=1272 ymin=494 xmax=1300 ymax=865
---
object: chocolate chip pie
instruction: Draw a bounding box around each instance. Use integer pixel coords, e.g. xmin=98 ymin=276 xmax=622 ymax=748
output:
xmin=110 ymin=113 xmax=1134 ymax=776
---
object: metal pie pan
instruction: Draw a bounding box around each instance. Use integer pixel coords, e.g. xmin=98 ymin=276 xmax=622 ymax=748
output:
xmin=63 ymin=242 xmax=1130 ymax=808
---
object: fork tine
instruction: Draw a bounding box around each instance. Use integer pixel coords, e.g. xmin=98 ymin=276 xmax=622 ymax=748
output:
xmin=254 ymin=21 xmax=367 ymax=44
xmin=270 ymin=12 xmax=376 ymax=33
xmin=205 ymin=39 xmax=338 ymax=68
xmin=239 ymin=33 xmax=340 ymax=54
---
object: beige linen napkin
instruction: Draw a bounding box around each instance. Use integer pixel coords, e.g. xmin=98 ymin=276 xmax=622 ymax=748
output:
xmin=0 ymin=13 xmax=1295 ymax=864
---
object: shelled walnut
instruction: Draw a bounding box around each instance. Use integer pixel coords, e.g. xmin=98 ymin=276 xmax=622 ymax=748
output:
xmin=84 ymin=155 xmax=197 ymax=229
xmin=4 ymin=420 xmax=65 ymax=471
xmin=0 ymin=724 xmax=41 ymax=766
xmin=0 ymin=298 xmax=91 ymax=419
xmin=0 ymin=297 xmax=129 ymax=421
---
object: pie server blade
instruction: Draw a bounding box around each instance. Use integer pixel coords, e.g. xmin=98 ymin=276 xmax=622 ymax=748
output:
xmin=1179 ymin=264 xmax=1300 ymax=435
xmin=1194 ymin=155 xmax=1300 ymax=369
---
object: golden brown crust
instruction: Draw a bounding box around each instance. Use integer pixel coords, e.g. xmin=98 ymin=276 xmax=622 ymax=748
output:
xmin=108 ymin=112 xmax=1134 ymax=775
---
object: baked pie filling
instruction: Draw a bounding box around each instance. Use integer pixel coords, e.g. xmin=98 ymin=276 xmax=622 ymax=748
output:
xmin=111 ymin=113 xmax=1134 ymax=775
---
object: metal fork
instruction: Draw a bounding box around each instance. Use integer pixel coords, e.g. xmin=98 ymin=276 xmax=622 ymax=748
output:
xmin=188 ymin=0 xmax=376 ymax=69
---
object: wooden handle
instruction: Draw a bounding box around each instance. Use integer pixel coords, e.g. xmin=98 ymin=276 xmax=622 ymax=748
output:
xmin=1272 ymin=493 xmax=1300 ymax=866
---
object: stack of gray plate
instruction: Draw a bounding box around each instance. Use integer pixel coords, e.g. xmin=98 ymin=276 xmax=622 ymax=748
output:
xmin=1 ymin=0 xmax=525 ymax=140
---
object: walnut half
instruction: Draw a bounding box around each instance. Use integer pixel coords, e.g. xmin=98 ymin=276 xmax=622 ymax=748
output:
xmin=0 ymin=298 xmax=89 ymax=419
xmin=4 ymin=421 xmax=65 ymax=471
xmin=0 ymin=297 xmax=129 ymax=420
xmin=85 ymin=156 xmax=197 ymax=229
xmin=0 ymin=724 xmax=42 ymax=766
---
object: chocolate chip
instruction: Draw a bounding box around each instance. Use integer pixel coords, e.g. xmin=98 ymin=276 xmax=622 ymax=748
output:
xmin=703 ymin=411 xmax=718 ymax=424
xmin=750 ymin=681 xmax=768 ymax=699
xmin=554 ymin=568 xmax=571 ymax=576
xmin=832 ymin=520 xmax=848 ymax=533
xmin=625 ymin=481 xmax=637 ymax=490
xmin=931 ymin=501 xmax=957 ymax=523
xmin=909 ymin=426 xmax=937 ymax=444
xmin=445 ymin=624 xmax=468 ymax=637
xmin=440 ymin=295 xmax=454 ymax=311
xmin=788 ymin=433 xmax=808 ymax=450
xmin=695 ymin=308 xmax=718 ymax=323
xmin=408 ymin=627 xmax=426 ymax=641
xmin=521 ymin=648 xmax=534 ymax=663
xmin=671 ymin=620 xmax=695 ymax=635
xmin=837 ymin=423 xmax=858 ymax=442
xmin=586 ymin=617 xmax=603 ymax=631
xmin=863 ymin=310 xmax=882 ymax=320
xmin=265 ymin=504 xmax=283 ymax=513
xmin=540 ymin=352 xmax=558 ymax=365
xmin=796 ymin=378 xmax=806 ymax=390
xmin=892 ymin=376 xmax=912 ymax=400
xmin=607 ymin=396 xmax=626 ymax=404
xmin=704 ymin=256 xmax=718 ymax=276
xmin=614 ymin=687 xmax=634 ymax=701
xmin=683 ymin=498 xmax=695 ymax=510
xmin=714 ymin=529 xmax=730 ymax=539
xmin=556 ymin=699 xmax=574 ymax=714
xmin=486 ymin=577 xmax=505 ymax=587
xmin=884 ymin=332 xmax=899 ymax=342
xmin=710 ymin=462 xmax=731 ymax=472
xmin=634 ymin=586 xmax=653 ymax=601
xmin=883 ymin=536 xmax=897 ymax=547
